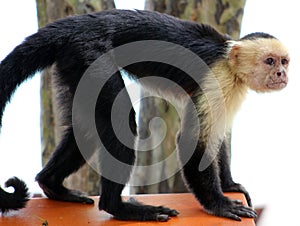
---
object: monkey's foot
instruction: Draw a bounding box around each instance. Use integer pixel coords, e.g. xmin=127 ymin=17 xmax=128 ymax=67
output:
xmin=207 ymin=196 xmax=257 ymax=221
xmin=37 ymin=181 xmax=94 ymax=204
xmin=100 ymin=197 xmax=179 ymax=221
xmin=222 ymin=183 xmax=252 ymax=207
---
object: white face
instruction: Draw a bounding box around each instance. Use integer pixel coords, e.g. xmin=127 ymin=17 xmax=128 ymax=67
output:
xmin=229 ymin=38 xmax=290 ymax=92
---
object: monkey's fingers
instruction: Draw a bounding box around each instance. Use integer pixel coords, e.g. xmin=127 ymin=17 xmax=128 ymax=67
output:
xmin=231 ymin=199 xmax=243 ymax=205
xmin=223 ymin=183 xmax=253 ymax=207
xmin=211 ymin=197 xmax=257 ymax=221
xmin=230 ymin=204 xmax=257 ymax=218
xmin=218 ymin=205 xmax=257 ymax=221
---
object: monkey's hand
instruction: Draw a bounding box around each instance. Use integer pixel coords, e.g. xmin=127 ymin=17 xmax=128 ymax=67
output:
xmin=208 ymin=196 xmax=257 ymax=221
xmin=222 ymin=183 xmax=252 ymax=207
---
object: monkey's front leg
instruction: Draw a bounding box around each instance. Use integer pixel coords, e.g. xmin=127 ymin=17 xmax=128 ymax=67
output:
xmin=218 ymin=137 xmax=252 ymax=207
xmin=177 ymin=123 xmax=256 ymax=221
xmin=179 ymin=145 xmax=256 ymax=221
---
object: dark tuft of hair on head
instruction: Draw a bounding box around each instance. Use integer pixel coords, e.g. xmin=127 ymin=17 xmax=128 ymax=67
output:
xmin=240 ymin=32 xmax=277 ymax=40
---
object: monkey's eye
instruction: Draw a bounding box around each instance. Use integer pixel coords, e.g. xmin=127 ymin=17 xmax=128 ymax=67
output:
xmin=265 ymin=58 xmax=275 ymax=65
xmin=281 ymin=58 xmax=288 ymax=65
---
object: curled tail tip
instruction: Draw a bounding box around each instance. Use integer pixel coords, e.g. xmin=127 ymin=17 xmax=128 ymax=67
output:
xmin=0 ymin=177 xmax=30 ymax=213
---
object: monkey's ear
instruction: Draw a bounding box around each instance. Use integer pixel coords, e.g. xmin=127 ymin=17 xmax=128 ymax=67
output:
xmin=228 ymin=44 xmax=241 ymax=61
xmin=228 ymin=43 xmax=241 ymax=64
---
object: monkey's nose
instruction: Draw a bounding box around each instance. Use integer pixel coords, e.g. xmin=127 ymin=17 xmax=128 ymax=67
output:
xmin=276 ymin=70 xmax=286 ymax=77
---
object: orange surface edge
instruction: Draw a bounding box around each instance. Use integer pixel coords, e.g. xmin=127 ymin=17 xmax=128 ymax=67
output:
xmin=0 ymin=193 xmax=255 ymax=226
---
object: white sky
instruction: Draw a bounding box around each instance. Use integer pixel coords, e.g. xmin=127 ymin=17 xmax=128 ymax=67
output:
xmin=0 ymin=0 xmax=41 ymax=194
xmin=1 ymin=1 xmax=300 ymax=225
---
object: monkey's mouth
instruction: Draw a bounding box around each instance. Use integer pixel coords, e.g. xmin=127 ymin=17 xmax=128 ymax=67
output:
xmin=267 ymin=80 xmax=288 ymax=90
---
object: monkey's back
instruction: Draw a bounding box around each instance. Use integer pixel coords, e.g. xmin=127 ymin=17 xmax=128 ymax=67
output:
xmin=46 ymin=10 xmax=230 ymax=94
xmin=41 ymin=9 xmax=230 ymax=65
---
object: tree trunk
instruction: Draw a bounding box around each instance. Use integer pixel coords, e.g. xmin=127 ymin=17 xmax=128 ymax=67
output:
xmin=132 ymin=0 xmax=245 ymax=194
xmin=36 ymin=0 xmax=115 ymax=195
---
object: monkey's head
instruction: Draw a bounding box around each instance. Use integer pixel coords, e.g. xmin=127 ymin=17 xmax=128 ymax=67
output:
xmin=227 ymin=33 xmax=289 ymax=92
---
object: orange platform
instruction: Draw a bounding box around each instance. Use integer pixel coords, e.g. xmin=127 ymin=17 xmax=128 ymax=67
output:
xmin=0 ymin=193 xmax=255 ymax=226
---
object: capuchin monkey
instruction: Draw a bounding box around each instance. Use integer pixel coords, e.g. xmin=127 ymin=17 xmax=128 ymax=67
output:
xmin=0 ymin=10 xmax=289 ymax=221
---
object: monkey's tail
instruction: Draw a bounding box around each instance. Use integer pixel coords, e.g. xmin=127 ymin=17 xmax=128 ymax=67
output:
xmin=0 ymin=27 xmax=60 ymax=212
xmin=0 ymin=29 xmax=59 ymax=127
xmin=0 ymin=177 xmax=29 ymax=213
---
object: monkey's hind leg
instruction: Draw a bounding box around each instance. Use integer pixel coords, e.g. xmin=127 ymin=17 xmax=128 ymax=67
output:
xmin=98 ymin=126 xmax=179 ymax=221
xmin=97 ymin=73 xmax=178 ymax=221
xmin=99 ymin=179 xmax=179 ymax=221
xmin=35 ymin=128 xmax=94 ymax=204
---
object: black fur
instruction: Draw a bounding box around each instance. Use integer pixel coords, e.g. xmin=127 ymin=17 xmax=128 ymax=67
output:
xmin=241 ymin=32 xmax=276 ymax=40
xmin=0 ymin=177 xmax=29 ymax=213
xmin=0 ymin=10 xmax=256 ymax=221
